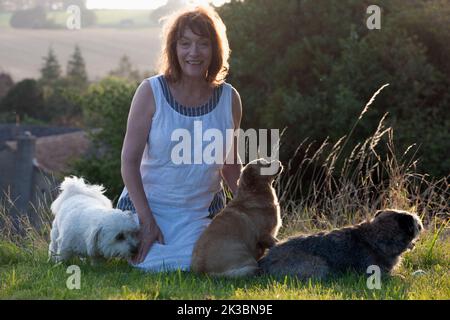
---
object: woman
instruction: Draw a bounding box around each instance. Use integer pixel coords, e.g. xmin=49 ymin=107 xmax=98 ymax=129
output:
xmin=117 ymin=5 xmax=243 ymax=271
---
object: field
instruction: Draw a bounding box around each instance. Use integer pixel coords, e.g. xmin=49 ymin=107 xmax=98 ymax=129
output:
xmin=48 ymin=10 xmax=157 ymax=28
xmin=0 ymin=10 xmax=157 ymax=29
xmin=0 ymin=10 xmax=163 ymax=82
xmin=0 ymin=27 xmax=162 ymax=82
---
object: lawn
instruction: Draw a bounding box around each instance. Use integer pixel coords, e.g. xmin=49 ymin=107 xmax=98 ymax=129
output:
xmin=0 ymin=226 xmax=448 ymax=300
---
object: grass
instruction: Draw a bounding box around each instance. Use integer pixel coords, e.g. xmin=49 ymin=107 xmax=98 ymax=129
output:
xmin=0 ymin=84 xmax=449 ymax=299
xmin=0 ymin=231 xmax=448 ymax=300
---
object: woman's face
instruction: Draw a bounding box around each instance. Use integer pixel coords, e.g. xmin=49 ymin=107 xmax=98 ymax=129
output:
xmin=176 ymin=27 xmax=212 ymax=80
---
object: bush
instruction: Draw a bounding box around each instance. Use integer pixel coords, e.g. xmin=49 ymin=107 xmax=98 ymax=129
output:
xmin=0 ymin=72 xmax=14 ymax=99
xmin=69 ymin=77 xmax=138 ymax=201
xmin=0 ymin=79 xmax=45 ymax=121
xmin=41 ymin=78 xmax=84 ymax=125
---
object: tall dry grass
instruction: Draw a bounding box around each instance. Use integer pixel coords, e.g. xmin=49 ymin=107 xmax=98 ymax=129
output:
xmin=0 ymin=180 xmax=54 ymax=250
xmin=274 ymin=84 xmax=449 ymax=237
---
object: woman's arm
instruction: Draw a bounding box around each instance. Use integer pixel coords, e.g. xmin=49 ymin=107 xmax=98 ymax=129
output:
xmin=121 ymin=79 xmax=164 ymax=263
xmin=221 ymin=87 xmax=243 ymax=195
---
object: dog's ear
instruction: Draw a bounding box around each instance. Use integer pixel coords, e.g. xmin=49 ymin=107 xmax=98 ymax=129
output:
xmin=87 ymin=226 xmax=102 ymax=257
xmin=397 ymin=214 xmax=415 ymax=237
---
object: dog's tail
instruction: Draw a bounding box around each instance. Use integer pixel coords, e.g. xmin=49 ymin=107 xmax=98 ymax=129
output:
xmin=50 ymin=176 xmax=110 ymax=215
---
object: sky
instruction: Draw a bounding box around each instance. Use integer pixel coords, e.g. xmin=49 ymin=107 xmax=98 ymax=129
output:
xmin=85 ymin=0 xmax=230 ymax=10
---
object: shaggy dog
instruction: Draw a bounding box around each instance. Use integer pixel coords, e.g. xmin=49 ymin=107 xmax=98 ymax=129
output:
xmin=49 ymin=176 xmax=140 ymax=263
xmin=259 ymin=209 xmax=423 ymax=279
xmin=191 ymin=158 xmax=283 ymax=277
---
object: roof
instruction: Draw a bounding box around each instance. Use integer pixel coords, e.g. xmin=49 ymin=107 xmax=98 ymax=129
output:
xmin=5 ymin=130 xmax=91 ymax=174
xmin=0 ymin=124 xmax=81 ymax=143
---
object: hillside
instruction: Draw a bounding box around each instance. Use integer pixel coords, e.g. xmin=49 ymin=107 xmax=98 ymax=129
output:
xmin=0 ymin=27 xmax=162 ymax=81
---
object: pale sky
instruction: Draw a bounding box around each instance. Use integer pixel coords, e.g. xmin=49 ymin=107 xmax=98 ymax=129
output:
xmin=85 ymin=0 xmax=230 ymax=10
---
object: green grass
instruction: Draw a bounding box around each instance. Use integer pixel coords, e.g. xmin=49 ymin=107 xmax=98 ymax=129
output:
xmin=0 ymin=230 xmax=448 ymax=300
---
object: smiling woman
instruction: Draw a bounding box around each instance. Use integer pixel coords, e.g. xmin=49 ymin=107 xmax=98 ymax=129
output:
xmin=117 ymin=4 xmax=243 ymax=273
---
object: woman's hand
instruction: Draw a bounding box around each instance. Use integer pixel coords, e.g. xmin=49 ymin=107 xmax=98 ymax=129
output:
xmin=132 ymin=218 xmax=165 ymax=264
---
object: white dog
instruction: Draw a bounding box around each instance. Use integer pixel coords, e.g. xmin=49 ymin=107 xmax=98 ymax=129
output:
xmin=49 ymin=176 xmax=140 ymax=264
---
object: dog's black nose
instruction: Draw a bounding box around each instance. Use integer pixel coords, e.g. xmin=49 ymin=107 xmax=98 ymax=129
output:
xmin=131 ymin=246 xmax=139 ymax=255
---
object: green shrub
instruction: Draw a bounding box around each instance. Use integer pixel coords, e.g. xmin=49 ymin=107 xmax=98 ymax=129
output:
xmin=69 ymin=76 xmax=138 ymax=201
xmin=0 ymin=79 xmax=45 ymax=121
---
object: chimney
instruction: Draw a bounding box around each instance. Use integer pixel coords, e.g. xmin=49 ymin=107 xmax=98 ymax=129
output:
xmin=11 ymin=113 xmax=22 ymax=138
xmin=13 ymin=131 xmax=36 ymax=215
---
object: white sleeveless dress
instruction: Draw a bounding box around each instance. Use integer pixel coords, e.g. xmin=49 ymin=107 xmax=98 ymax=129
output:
xmin=117 ymin=75 xmax=235 ymax=272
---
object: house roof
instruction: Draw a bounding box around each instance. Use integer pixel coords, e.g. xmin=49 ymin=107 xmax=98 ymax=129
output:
xmin=5 ymin=130 xmax=91 ymax=174
xmin=0 ymin=124 xmax=81 ymax=143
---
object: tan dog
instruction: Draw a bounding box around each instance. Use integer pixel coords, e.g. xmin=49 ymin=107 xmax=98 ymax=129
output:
xmin=191 ymin=158 xmax=283 ymax=277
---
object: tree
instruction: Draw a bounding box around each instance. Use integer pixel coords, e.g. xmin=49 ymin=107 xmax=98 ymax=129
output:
xmin=40 ymin=47 xmax=62 ymax=85
xmin=34 ymin=1 xmax=65 ymax=10
xmin=0 ymin=79 xmax=45 ymax=121
xmin=67 ymin=45 xmax=88 ymax=89
xmin=108 ymin=55 xmax=141 ymax=84
xmin=0 ymin=71 xmax=14 ymax=99
xmin=70 ymin=77 xmax=138 ymax=200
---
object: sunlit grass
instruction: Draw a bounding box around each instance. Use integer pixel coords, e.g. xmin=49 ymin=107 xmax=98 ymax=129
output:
xmin=0 ymin=231 xmax=448 ymax=299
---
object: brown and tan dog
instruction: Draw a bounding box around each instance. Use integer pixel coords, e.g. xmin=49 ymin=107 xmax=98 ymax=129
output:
xmin=191 ymin=158 xmax=283 ymax=277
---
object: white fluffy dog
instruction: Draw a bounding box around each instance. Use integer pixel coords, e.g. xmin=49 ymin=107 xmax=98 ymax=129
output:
xmin=49 ymin=176 xmax=140 ymax=263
